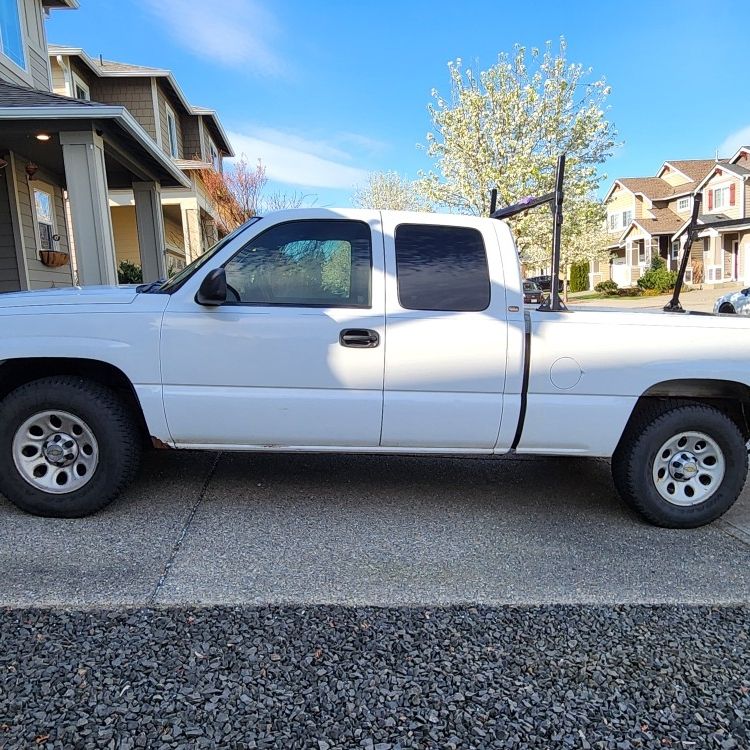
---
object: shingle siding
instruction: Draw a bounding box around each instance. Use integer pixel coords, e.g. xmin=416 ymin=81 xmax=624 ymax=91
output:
xmin=89 ymin=78 xmax=157 ymax=140
xmin=182 ymin=116 xmax=202 ymax=161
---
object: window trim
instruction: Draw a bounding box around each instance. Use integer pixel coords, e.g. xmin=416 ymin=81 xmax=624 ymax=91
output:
xmin=394 ymin=222 xmax=491 ymax=313
xmin=676 ymin=196 xmax=691 ymax=212
xmin=71 ymin=71 xmax=90 ymax=100
xmin=221 ymin=219 xmax=374 ymax=309
xmin=0 ymin=0 xmax=27 ymax=72
xmin=165 ymin=102 xmax=179 ymax=158
xmin=712 ymin=184 xmax=730 ymax=211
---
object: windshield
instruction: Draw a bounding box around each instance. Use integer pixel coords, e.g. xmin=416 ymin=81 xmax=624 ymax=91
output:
xmin=156 ymin=217 xmax=262 ymax=293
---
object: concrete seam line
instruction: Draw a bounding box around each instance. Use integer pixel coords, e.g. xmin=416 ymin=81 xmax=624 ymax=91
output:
xmin=716 ymin=520 xmax=750 ymax=549
xmin=147 ymin=451 xmax=223 ymax=604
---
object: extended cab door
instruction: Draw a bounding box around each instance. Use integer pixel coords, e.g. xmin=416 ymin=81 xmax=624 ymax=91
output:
xmin=379 ymin=214 xmax=509 ymax=450
xmin=160 ymin=211 xmax=386 ymax=448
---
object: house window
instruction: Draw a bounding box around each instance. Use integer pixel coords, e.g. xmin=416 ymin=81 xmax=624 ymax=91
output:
xmin=712 ymin=186 xmax=730 ymax=210
xmin=33 ymin=188 xmax=55 ymax=251
xmin=0 ymin=0 xmax=25 ymax=69
xmin=72 ymin=72 xmax=90 ymax=101
xmin=165 ymin=104 xmax=179 ymax=158
xmin=677 ymin=197 xmax=691 ymax=212
xmin=671 ymin=240 xmax=680 ymax=260
xmin=608 ymin=213 xmax=618 ymax=231
xmin=209 ymin=141 xmax=219 ymax=170
xmin=622 ymin=210 xmax=633 ymax=226
xmin=638 ymin=241 xmax=646 ymax=263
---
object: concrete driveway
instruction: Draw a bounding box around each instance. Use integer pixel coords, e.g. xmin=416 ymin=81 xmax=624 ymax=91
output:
xmin=1 ymin=450 xmax=748 ymax=607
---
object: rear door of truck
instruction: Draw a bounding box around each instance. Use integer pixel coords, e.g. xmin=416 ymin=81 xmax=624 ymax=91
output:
xmin=379 ymin=213 xmax=510 ymax=450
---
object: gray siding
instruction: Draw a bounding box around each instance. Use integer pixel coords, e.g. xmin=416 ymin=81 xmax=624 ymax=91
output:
xmin=13 ymin=155 xmax=73 ymax=289
xmin=0 ymin=0 xmax=50 ymax=90
xmin=89 ymin=78 xmax=157 ymax=140
xmin=0 ymin=166 xmax=21 ymax=292
xmin=182 ymin=115 xmax=203 ymax=161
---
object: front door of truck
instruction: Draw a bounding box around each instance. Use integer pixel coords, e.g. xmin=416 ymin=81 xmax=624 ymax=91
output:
xmin=379 ymin=214 xmax=509 ymax=450
xmin=160 ymin=212 xmax=386 ymax=448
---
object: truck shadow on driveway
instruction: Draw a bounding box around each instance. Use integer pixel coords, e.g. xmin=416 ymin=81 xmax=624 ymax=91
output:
xmin=1 ymin=450 xmax=749 ymax=607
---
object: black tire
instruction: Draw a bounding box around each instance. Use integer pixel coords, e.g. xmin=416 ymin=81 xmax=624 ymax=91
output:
xmin=0 ymin=376 xmax=141 ymax=518
xmin=719 ymin=303 xmax=736 ymax=314
xmin=612 ymin=402 xmax=748 ymax=528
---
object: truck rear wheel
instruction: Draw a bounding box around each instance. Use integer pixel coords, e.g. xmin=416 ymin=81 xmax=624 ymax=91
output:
xmin=0 ymin=376 xmax=141 ymax=518
xmin=612 ymin=402 xmax=747 ymax=528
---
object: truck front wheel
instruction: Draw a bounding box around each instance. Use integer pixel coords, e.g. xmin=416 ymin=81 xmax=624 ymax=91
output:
xmin=612 ymin=402 xmax=748 ymax=528
xmin=0 ymin=376 xmax=141 ymax=518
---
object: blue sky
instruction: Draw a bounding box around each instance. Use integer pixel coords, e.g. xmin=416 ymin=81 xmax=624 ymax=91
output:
xmin=47 ymin=0 xmax=750 ymax=207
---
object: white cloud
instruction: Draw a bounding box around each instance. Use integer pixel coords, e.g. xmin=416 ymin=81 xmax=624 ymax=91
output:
xmin=227 ymin=128 xmax=371 ymax=190
xmin=719 ymin=125 xmax=750 ymax=158
xmin=140 ymin=0 xmax=284 ymax=75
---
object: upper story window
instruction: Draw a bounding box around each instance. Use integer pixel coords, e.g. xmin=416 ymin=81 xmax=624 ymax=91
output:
xmin=209 ymin=141 xmax=219 ymax=171
xmin=622 ymin=209 xmax=633 ymax=226
xmin=72 ymin=72 xmax=90 ymax=101
xmin=677 ymin=196 xmax=691 ymax=212
xmin=224 ymin=220 xmax=372 ymax=308
xmin=608 ymin=209 xmax=633 ymax=232
xmin=395 ymin=224 xmax=490 ymax=312
xmin=0 ymin=0 xmax=25 ymax=70
xmin=165 ymin=103 xmax=179 ymax=158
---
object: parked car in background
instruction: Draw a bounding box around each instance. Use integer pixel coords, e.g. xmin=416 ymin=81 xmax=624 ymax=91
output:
xmin=523 ymin=280 xmax=544 ymax=305
xmin=714 ymin=288 xmax=750 ymax=315
xmin=527 ymin=275 xmax=564 ymax=293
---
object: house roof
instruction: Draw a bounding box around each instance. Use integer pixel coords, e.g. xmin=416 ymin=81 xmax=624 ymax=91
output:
xmin=42 ymin=0 xmax=78 ymax=8
xmin=620 ymin=207 xmax=684 ymax=241
xmin=660 ymin=159 xmax=718 ymax=183
xmin=48 ymin=45 xmax=234 ymax=156
xmin=0 ymin=80 xmax=190 ymax=188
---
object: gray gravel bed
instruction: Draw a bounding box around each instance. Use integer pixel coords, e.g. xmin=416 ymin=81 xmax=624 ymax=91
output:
xmin=1 ymin=606 xmax=748 ymax=749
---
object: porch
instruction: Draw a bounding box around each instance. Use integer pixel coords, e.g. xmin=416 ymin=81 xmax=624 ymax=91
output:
xmin=0 ymin=81 xmax=189 ymax=290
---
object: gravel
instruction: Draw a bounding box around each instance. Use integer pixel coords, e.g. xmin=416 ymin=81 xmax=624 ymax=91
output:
xmin=1 ymin=606 xmax=748 ymax=749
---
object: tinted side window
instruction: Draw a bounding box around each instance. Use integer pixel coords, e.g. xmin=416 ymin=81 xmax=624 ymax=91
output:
xmin=224 ymin=220 xmax=372 ymax=307
xmin=395 ymin=224 xmax=490 ymax=312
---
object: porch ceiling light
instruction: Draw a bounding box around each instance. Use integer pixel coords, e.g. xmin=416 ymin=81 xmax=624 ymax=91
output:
xmin=35 ymin=133 xmax=51 ymax=142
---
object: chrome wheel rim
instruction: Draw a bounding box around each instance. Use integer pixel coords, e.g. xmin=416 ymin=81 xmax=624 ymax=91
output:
xmin=652 ymin=431 xmax=725 ymax=506
xmin=12 ymin=410 xmax=99 ymax=494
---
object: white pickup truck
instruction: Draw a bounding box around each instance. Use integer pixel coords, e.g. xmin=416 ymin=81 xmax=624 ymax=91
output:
xmin=1 ymin=208 xmax=748 ymax=527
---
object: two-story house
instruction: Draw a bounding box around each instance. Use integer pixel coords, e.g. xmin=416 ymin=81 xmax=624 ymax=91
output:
xmin=0 ymin=0 xmax=189 ymax=292
xmin=672 ymin=147 xmax=750 ymax=286
xmin=600 ymin=159 xmax=716 ymax=289
xmin=47 ymin=46 xmax=234 ymax=276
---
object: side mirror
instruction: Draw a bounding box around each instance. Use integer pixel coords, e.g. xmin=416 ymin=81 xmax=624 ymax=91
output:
xmin=195 ymin=268 xmax=227 ymax=306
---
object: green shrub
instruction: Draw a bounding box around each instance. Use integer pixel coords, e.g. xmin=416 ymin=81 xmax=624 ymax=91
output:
xmin=117 ymin=260 xmax=143 ymax=284
xmin=594 ymin=279 xmax=619 ymax=295
xmin=637 ymin=261 xmax=677 ymax=293
xmin=569 ymin=262 xmax=589 ymax=292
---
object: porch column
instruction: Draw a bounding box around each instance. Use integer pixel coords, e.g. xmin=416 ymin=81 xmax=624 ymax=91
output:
xmin=133 ymin=181 xmax=166 ymax=281
xmin=60 ymin=130 xmax=117 ymax=285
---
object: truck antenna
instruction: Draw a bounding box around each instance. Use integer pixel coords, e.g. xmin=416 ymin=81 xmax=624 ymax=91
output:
xmin=490 ymin=153 xmax=568 ymax=312
xmin=663 ymin=193 xmax=702 ymax=313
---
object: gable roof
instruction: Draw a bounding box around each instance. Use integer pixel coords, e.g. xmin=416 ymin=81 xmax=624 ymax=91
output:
xmin=692 ymin=162 xmax=750 ymax=193
xmin=48 ymin=45 xmax=234 ymax=156
xmin=659 ymin=159 xmax=717 ymax=183
xmin=620 ymin=206 xmax=684 ymax=241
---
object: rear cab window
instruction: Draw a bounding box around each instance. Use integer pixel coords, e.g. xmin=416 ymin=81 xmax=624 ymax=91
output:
xmin=394 ymin=224 xmax=490 ymax=312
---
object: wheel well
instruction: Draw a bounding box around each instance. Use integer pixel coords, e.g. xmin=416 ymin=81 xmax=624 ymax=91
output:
xmin=719 ymin=302 xmax=736 ymax=314
xmin=0 ymin=358 xmax=149 ymax=442
xmin=626 ymin=379 xmax=750 ymax=440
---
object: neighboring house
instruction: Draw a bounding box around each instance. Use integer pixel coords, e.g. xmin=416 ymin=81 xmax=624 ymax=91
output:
xmin=0 ymin=0 xmax=189 ymax=291
xmin=672 ymin=148 xmax=750 ymax=286
xmin=48 ymin=46 xmax=234 ymax=274
xmin=599 ymin=159 xmax=716 ymax=289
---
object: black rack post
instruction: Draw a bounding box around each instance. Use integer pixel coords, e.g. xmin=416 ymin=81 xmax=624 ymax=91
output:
xmin=663 ymin=193 xmax=702 ymax=313
xmin=538 ymin=154 xmax=567 ymax=312
xmin=489 ymin=188 xmax=498 ymax=216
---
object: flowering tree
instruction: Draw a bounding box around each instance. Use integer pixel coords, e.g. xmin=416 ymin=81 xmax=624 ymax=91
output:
xmin=419 ymin=38 xmax=616 ymax=293
xmin=353 ymin=171 xmax=430 ymax=211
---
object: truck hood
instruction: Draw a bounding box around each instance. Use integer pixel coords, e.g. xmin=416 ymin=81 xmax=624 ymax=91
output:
xmin=0 ymin=285 xmax=140 ymax=309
